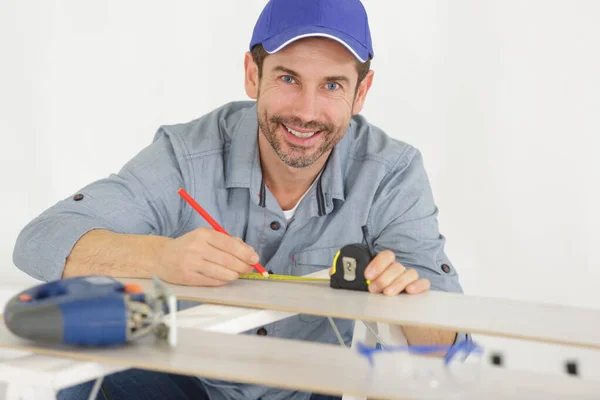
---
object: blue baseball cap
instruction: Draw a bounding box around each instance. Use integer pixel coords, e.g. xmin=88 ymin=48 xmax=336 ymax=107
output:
xmin=249 ymin=0 xmax=374 ymax=63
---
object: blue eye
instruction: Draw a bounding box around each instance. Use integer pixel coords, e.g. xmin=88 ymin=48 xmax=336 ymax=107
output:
xmin=326 ymin=82 xmax=339 ymax=91
xmin=281 ymin=75 xmax=295 ymax=84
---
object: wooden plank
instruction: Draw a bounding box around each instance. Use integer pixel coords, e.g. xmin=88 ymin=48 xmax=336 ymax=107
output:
xmin=175 ymin=304 xmax=294 ymax=333
xmin=0 ymin=352 xmax=128 ymax=390
xmin=122 ymin=274 xmax=600 ymax=350
xmin=0 ymin=270 xmax=305 ymax=395
xmin=0 ymin=288 xmax=297 ymax=394
xmin=1 ymin=322 xmax=599 ymax=400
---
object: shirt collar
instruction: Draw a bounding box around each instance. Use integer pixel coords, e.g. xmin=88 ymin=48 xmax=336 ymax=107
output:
xmin=224 ymin=104 xmax=260 ymax=189
xmin=224 ymin=102 xmax=348 ymax=208
xmin=321 ymin=127 xmax=348 ymax=204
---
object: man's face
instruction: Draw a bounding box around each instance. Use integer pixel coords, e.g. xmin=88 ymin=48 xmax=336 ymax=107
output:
xmin=245 ymin=38 xmax=373 ymax=169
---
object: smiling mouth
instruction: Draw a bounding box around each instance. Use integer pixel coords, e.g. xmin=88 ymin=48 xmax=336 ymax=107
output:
xmin=283 ymin=124 xmax=319 ymax=139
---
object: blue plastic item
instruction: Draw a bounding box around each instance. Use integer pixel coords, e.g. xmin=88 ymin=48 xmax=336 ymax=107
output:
xmin=3 ymin=276 xmax=148 ymax=346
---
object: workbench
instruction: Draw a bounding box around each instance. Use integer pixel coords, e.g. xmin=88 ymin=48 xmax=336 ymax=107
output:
xmin=0 ymin=270 xmax=403 ymax=400
xmin=2 ymin=269 xmax=600 ymax=399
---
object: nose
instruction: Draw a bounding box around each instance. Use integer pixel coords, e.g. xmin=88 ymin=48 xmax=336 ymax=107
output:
xmin=291 ymin=86 xmax=319 ymax=125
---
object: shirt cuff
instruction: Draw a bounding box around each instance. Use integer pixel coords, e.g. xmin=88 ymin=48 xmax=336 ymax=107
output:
xmin=28 ymin=216 xmax=111 ymax=282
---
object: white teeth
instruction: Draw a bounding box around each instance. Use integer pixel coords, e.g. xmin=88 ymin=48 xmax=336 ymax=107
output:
xmin=284 ymin=124 xmax=316 ymax=138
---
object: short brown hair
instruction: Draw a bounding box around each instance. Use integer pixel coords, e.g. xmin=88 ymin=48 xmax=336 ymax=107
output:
xmin=251 ymin=43 xmax=371 ymax=89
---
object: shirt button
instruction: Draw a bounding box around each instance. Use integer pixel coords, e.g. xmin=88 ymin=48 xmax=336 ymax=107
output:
xmin=73 ymin=194 xmax=84 ymax=201
xmin=491 ymin=352 xmax=504 ymax=366
xmin=270 ymin=221 xmax=280 ymax=231
xmin=441 ymin=264 xmax=451 ymax=273
xmin=256 ymin=327 xmax=267 ymax=336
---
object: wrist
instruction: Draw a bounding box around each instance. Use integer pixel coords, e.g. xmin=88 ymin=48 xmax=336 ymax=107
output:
xmin=135 ymin=234 xmax=173 ymax=278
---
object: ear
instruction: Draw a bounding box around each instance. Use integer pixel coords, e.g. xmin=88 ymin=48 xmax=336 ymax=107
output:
xmin=352 ymin=70 xmax=374 ymax=115
xmin=244 ymin=51 xmax=259 ymax=99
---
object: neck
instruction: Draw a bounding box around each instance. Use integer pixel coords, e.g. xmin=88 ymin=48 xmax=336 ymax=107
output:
xmin=258 ymin=132 xmax=329 ymax=211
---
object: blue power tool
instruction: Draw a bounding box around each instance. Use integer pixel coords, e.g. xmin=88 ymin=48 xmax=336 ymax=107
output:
xmin=3 ymin=275 xmax=177 ymax=347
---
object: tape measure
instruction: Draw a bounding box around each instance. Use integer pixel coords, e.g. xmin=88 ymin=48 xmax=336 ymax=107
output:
xmin=238 ymin=273 xmax=329 ymax=282
xmin=239 ymin=236 xmax=375 ymax=292
xmin=329 ymin=243 xmax=372 ymax=291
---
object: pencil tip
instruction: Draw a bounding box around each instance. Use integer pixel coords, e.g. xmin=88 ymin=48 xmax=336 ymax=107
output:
xmin=261 ymin=271 xmax=270 ymax=279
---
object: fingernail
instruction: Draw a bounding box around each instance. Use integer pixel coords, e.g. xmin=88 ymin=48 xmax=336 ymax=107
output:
xmin=368 ymin=284 xmax=377 ymax=293
xmin=250 ymin=254 xmax=259 ymax=264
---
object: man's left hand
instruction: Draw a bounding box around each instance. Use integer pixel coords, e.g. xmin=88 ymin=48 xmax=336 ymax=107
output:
xmin=364 ymin=250 xmax=430 ymax=296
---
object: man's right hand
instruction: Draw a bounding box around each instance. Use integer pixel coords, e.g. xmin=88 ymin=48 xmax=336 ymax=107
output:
xmin=158 ymin=227 xmax=260 ymax=286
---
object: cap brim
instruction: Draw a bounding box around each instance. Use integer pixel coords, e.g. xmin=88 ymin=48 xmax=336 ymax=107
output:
xmin=262 ymin=26 xmax=370 ymax=63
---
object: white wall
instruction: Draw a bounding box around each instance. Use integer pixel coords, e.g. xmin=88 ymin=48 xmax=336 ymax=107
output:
xmin=1 ymin=0 xmax=599 ymax=378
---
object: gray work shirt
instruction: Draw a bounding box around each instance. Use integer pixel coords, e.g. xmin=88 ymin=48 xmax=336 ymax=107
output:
xmin=13 ymin=101 xmax=467 ymax=400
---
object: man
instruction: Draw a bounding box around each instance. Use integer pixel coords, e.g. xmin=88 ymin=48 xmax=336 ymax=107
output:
xmin=13 ymin=0 xmax=467 ymax=399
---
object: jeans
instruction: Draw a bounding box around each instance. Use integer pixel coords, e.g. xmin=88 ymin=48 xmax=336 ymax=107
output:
xmin=57 ymin=368 xmax=341 ymax=400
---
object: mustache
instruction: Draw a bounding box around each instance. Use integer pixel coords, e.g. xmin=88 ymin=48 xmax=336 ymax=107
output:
xmin=271 ymin=115 xmax=332 ymax=132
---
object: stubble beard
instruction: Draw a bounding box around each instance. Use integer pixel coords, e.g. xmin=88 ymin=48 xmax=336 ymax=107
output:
xmin=257 ymin=102 xmax=351 ymax=168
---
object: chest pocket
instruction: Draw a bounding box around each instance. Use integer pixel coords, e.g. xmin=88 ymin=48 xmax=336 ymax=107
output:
xmin=292 ymin=246 xmax=340 ymax=323
xmin=292 ymin=245 xmax=340 ymax=276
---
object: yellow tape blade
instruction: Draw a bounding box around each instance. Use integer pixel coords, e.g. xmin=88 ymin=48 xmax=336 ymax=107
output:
xmin=239 ymin=273 xmax=329 ymax=282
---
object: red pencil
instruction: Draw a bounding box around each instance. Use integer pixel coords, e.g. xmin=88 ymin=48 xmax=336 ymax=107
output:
xmin=177 ymin=188 xmax=270 ymax=279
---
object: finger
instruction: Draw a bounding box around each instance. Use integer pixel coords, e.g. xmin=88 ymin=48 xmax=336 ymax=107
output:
xmin=368 ymin=261 xmax=405 ymax=293
xmin=206 ymin=231 xmax=260 ymax=265
xmin=204 ymin=246 xmax=255 ymax=274
xmin=364 ymin=250 xmax=396 ymax=281
xmin=233 ymin=237 xmax=258 ymax=273
xmin=195 ymin=259 xmax=241 ymax=281
xmin=383 ymin=268 xmax=420 ymax=296
xmin=405 ymin=278 xmax=431 ymax=294
xmin=179 ymin=271 xmax=229 ymax=287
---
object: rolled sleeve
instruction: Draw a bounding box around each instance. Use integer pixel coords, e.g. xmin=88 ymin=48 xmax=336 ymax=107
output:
xmin=13 ymin=130 xmax=187 ymax=282
xmin=368 ymin=148 xmax=470 ymax=342
xmin=13 ymin=215 xmax=113 ymax=282
xmin=368 ymin=148 xmax=463 ymax=294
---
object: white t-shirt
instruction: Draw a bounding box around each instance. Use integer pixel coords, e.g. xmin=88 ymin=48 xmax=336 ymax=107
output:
xmin=282 ymin=173 xmax=321 ymax=223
